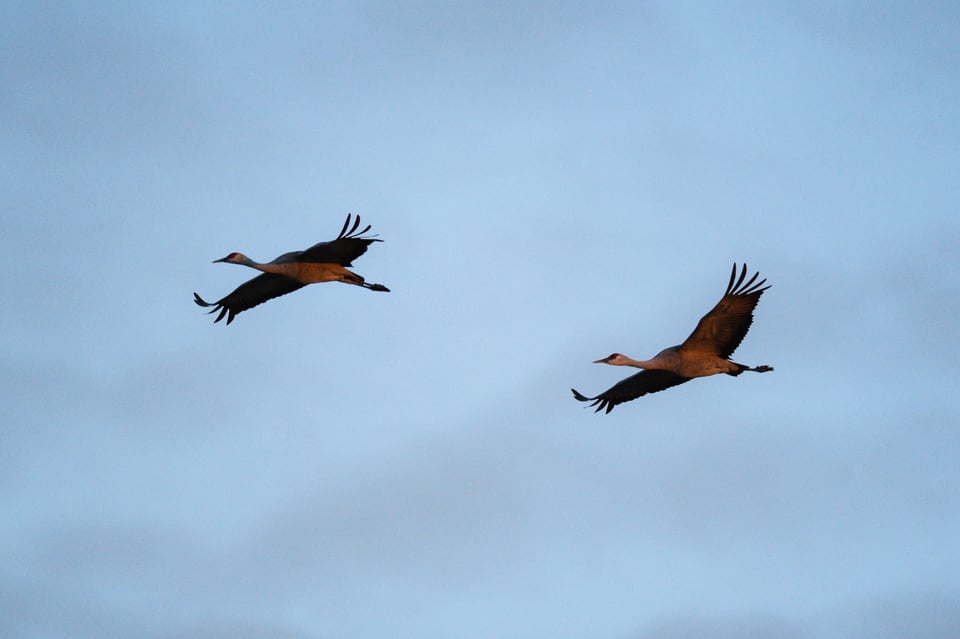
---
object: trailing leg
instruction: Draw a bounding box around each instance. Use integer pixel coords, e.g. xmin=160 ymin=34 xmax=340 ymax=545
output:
xmin=339 ymin=268 xmax=390 ymax=292
xmin=726 ymin=362 xmax=774 ymax=376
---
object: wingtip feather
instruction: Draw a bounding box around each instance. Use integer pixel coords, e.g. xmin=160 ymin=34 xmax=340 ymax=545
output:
xmin=338 ymin=214 xmax=352 ymax=239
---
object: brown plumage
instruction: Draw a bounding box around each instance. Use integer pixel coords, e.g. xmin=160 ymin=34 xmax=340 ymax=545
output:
xmin=572 ymin=263 xmax=773 ymax=413
xmin=194 ymin=214 xmax=389 ymax=325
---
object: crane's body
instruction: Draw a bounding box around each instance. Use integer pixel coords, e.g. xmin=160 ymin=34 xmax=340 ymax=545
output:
xmin=598 ymin=346 xmax=769 ymax=379
xmin=572 ymin=263 xmax=773 ymax=413
xmin=213 ymin=253 xmax=386 ymax=289
xmin=194 ymin=214 xmax=388 ymax=325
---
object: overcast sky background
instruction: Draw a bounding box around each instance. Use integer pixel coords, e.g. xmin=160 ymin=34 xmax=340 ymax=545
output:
xmin=3 ymin=2 xmax=959 ymax=638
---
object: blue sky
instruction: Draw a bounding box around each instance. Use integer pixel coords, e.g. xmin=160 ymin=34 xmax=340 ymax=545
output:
xmin=3 ymin=2 xmax=959 ymax=638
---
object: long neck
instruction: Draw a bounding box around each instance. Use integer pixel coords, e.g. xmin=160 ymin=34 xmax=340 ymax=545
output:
xmin=237 ymin=256 xmax=285 ymax=275
xmin=619 ymin=356 xmax=664 ymax=370
xmin=619 ymin=347 xmax=681 ymax=370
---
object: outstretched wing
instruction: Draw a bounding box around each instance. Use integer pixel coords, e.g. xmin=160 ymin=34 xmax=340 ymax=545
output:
xmin=194 ymin=273 xmax=305 ymax=325
xmin=298 ymin=214 xmax=383 ymax=266
xmin=679 ymin=263 xmax=770 ymax=359
xmin=571 ymin=370 xmax=691 ymax=414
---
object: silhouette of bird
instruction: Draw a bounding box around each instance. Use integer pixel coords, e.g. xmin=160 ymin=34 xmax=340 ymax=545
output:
xmin=194 ymin=214 xmax=389 ymax=325
xmin=572 ymin=263 xmax=773 ymax=413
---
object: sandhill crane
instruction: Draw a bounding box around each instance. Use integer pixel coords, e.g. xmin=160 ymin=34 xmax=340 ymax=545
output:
xmin=571 ymin=263 xmax=773 ymax=413
xmin=194 ymin=214 xmax=389 ymax=325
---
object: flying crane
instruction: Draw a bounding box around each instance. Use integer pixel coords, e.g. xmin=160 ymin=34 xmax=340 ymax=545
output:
xmin=572 ymin=263 xmax=773 ymax=413
xmin=194 ymin=214 xmax=389 ymax=325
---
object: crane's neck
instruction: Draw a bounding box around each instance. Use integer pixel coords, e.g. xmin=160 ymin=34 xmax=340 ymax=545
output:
xmin=237 ymin=257 xmax=286 ymax=275
xmin=617 ymin=356 xmax=664 ymax=370
xmin=613 ymin=347 xmax=682 ymax=370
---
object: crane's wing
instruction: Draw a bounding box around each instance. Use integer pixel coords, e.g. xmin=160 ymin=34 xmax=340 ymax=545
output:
xmin=571 ymin=370 xmax=691 ymax=414
xmin=298 ymin=214 xmax=383 ymax=266
xmin=679 ymin=263 xmax=770 ymax=359
xmin=193 ymin=273 xmax=305 ymax=325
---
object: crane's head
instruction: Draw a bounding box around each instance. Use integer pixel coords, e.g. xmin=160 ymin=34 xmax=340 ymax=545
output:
xmin=213 ymin=252 xmax=247 ymax=264
xmin=593 ymin=353 xmax=627 ymax=365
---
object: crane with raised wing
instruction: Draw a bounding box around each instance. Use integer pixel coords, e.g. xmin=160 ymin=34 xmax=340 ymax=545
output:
xmin=194 ymin=214 xmax=389 ymax=325
xmin=572 ymin=263 xmax=773 ymax=413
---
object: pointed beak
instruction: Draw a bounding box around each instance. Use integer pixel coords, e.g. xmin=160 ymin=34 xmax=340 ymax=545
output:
xmin=592 ymin=357 xmax=607 ymax=364
xmin=212 ymin=256 xmax=228 ymax=263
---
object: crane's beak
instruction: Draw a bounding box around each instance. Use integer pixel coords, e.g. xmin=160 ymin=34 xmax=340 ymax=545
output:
xmin=212 ymin=256 xmax=228 ymax=263
xmin=592 ymin=357 xmax=607 ymax=364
